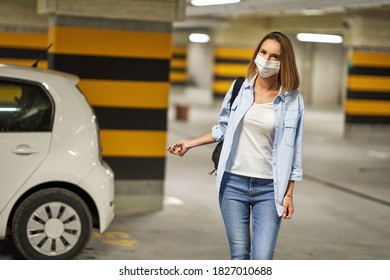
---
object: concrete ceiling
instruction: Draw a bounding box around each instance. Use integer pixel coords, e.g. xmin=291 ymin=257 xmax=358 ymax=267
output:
xmin=174 ymin=0 xmax=390 ymax=30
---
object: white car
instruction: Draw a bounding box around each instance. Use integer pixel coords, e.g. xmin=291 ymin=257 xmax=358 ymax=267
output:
xmin=0 ymin=64 xmax=115 ymax=259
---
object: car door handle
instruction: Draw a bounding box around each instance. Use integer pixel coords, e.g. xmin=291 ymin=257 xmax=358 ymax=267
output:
xmin=12 ymin=145 xmax=39 ymax=155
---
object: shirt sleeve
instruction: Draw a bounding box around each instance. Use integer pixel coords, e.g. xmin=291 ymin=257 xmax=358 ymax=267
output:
xmin=290 ymin=93 xmax=304 ymax=181
xmin=211 ymin=80 xmax=238 ymax=142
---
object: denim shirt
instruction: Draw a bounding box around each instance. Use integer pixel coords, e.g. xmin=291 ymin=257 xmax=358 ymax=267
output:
xmin=212 ymin=74 xmax=304 ymax=217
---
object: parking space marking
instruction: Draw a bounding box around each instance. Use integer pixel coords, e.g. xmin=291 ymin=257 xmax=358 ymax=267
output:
xmin=93 ymin=231 xmax=137 ymax=247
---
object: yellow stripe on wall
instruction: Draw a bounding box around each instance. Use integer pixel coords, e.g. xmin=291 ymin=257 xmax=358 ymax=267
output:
xmin=215 ymin=48 xmax=253 ymax=60
xmin=213 ymin=80 xmax=234 ymax=95
xmin=172 ymin=47 xmax=187 ymax=56
xmin=169 ymin=72 xmax=188 ymax=83
xmin=48 ymin=26 xmax=172 ymax=59
xmin=351 ymin=52 xmax=390 ymax=68
xmin=0 ymin=31 xmax=48 ymax=49
xmin=345 ymin=100 xmax=390 ymax=116
xmin=171 ymin=59 xmax=186 ymax=68
xmin=100 ymin=129 xmax=166 ymax=157
xmin=78 ymin=80 xmax=169 ymax=109
xmin=348 ymin=75 xmax=390 ymax=92
xmin=214 ymin=63 xmax=248 ymax=77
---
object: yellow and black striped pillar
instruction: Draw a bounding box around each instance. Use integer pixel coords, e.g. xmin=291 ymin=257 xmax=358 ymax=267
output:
xmin=0 ymin=30 xmax=48 ymax=68
xmin=170 ymin=46 xmax=188 ymax=85
xmin=346 ymin=50 xmax=390 ymax=125
xmin=48 ymin=16 xmax=171 ymax=202
xmin=213 ymin=47 xmax=252 ymax=98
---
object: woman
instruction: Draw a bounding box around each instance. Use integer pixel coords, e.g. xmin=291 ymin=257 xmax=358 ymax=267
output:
xmin=168 ymin=31 xmax=304 ymax=260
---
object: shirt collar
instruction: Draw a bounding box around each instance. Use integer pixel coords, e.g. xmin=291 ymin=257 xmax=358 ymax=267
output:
xmin=246 ymin=74 xmax=257 ymax=89
xmin=277 ymin=87 xmax=286 ymax=102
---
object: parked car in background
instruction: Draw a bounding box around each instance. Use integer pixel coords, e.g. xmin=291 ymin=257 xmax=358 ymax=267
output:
xmin=0 ymin=64 xmax=115 ymax=259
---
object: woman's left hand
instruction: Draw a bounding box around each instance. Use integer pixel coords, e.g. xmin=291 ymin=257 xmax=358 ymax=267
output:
xmin=282 ymin=196 xmax=294 ymax=219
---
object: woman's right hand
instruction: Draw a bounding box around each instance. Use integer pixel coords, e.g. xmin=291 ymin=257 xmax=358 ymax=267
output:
xmin=168 ymin=132 xmax=216 ymax=157
xmin=168 ymin=140 xmax=191 ymax=156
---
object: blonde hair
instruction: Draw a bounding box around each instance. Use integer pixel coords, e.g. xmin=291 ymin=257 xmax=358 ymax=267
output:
xmin=246 ymin=31 xmax=300 ymax=92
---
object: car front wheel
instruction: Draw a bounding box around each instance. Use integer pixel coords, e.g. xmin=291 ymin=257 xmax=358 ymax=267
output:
xmin=12 ymin=188 xmax=92 ymax=259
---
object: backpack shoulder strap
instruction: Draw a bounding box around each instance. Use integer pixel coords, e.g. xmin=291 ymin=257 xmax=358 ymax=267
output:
xmin=229 ymin=77 xmax=245 ymax=111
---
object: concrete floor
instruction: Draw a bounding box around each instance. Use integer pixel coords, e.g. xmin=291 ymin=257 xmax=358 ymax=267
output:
xmin=1 ymin=92 xmax=389 ymax=260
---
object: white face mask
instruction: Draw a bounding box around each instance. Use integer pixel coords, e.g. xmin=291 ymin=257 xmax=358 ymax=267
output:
xmin=254 ymin=55 xmax=280 ymax=78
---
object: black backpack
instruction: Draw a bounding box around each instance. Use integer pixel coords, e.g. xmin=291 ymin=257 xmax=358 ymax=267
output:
xmin=209 ymin=77 xmax=245 ymax=175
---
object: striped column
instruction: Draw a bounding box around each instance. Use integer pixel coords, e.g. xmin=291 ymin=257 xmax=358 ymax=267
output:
xmin=0 ymin=30 xmax=48 ymax=68
xmin=170 ymin=46 xmax=188 ymax=85
xmin=48 ymin=16 xmax=171 ymax=205
xmin=346 ymin=50 xmax=390 ymax=125
xmin=213 ymin=47 xmax=252 ymax=98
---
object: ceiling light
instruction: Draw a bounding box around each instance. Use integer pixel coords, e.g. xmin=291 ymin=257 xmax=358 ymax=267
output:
xmin=0 ymin=107 xmax=20 ymax=112
xmin=189 ymin=33 xmax=210 ymax=43
xmin=296 ymin=33 xmax=343 ymax=44
xmin=302 ymin=8 xmax=325 ymax=16
xmin=191 ymin=0 xmax=241 ymax=7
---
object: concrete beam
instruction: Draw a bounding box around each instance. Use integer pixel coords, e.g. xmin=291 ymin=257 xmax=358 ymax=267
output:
xmin=38 ymin=0 xmax=185 ymax=22
xmin=0 ymin=0 xmax=48 ymax=32
xmin=347 ymin=14 xmax=390 ymax=49
xmin=211 ymin=14 xmax=347 ymax=48
xmin=210 ymin=12 xmax=390 ymax=50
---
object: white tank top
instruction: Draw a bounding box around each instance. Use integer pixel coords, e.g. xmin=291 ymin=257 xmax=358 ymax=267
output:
xmin=227 ymin=102 xmax=275 ymax=179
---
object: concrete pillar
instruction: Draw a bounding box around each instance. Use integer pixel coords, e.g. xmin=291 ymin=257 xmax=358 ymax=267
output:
xmin=38 ymin=0 xmax=185 ymax=213
xmin=188 ymin=41 xmax=213 ymax=89
xmin=310 ymin=42 xmax=346 ymax=108
xmin=212 ymin=47 xmax=252 ymax=99
xmin=170 ymin=46 xmax=189 ymax=86
xmin=345 ymin=50 xmax=390 ymax=136
xmin=343 ymin=14 xmax=390 ymax=138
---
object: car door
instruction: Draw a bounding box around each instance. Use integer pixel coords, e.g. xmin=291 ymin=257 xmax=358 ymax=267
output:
xmin=0 ymin=79 xmax=53 ymax=213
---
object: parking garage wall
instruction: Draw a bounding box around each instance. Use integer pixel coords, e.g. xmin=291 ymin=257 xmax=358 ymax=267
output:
xmin=0 ymin=30 xmax=48 ymax=69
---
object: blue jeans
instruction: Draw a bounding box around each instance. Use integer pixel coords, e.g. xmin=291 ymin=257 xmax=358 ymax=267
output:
xmin=219 ymin=172 xmax=282 ymax=260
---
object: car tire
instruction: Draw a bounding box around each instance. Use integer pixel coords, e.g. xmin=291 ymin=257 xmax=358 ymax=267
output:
xmin=12 ymin=188 xmax=92 ymax=260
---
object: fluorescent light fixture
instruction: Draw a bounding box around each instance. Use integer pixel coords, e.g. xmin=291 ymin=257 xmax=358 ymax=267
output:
xmin=302 ymin=8 xmax=325 ymax=16
xmin=191 ymin=0 xmax=241 ymax=6
xmin=297 ymin=33 xmax=343 ymax=44
xmin=0 ymin=107 xmax=20 ymax=112
xmin=189 ymin=33 xmax=210 ymax=43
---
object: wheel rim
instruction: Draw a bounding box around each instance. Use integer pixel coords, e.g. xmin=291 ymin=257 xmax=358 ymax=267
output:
xmin=26 ymin=202 xmax=82 ymax=256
